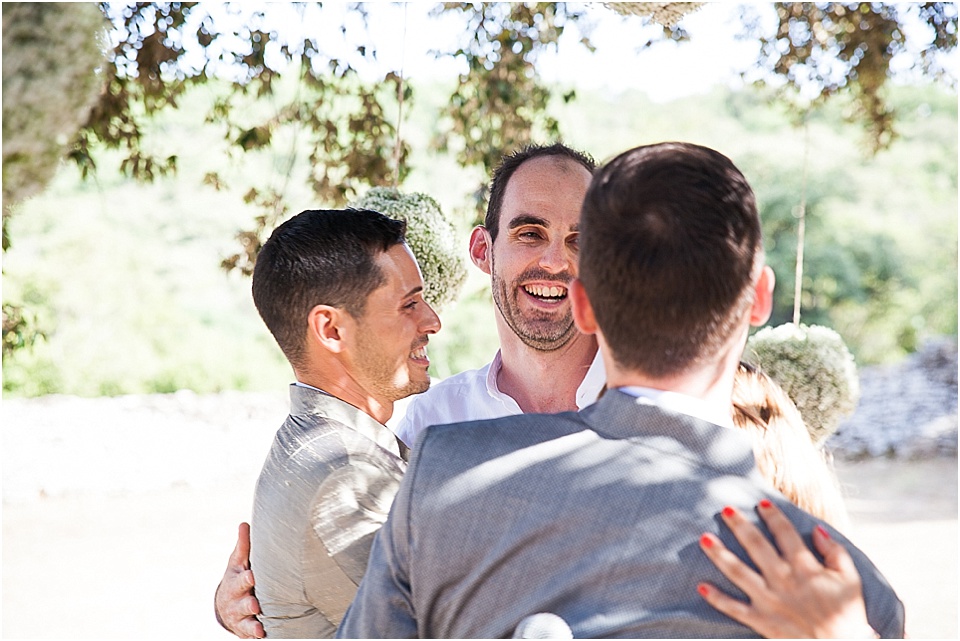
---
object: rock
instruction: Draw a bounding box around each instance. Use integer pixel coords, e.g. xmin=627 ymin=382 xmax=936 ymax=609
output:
xmin=827 ymin=337 xmax=958 ymax=460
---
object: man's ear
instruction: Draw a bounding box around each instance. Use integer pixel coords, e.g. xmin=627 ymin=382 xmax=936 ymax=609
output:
xmin=468 ymin=226 xmax=492 ymax=275
xmin=307 ymin=305 xmax=348 ymax=353
xmin=749 ymin=265 xmax=776 ymax=327
xmin=570 ymin=278 xmax=598 ymax=335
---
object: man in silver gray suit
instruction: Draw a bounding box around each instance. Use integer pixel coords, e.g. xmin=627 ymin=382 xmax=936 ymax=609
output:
xmin=243 ymin=208 xmax=440 ymax=637
xmin=337 ymin=143 xmax=905 ymax=639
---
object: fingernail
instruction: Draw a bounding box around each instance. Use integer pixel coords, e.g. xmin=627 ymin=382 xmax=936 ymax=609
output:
xmin=699 ymin=533 xmax=714 ymax=548
xmin=697 ymin=583 xmax=710 ymax=597
xmin=759 ymin=498 xmax=773 ymax=509
xmin=815 ymin=524 xmax=830 ymax=539
xmin=722 ymin=506 xmax=736 ymax=518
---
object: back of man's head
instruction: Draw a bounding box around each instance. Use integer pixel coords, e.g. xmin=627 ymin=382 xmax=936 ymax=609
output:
xmin=579 ymin=142 xmax=763 ymax=378
xmin=485 ymin=142 xmax=596 ymax=241
xmin=252 ymin=208 xmax=407 ymax=369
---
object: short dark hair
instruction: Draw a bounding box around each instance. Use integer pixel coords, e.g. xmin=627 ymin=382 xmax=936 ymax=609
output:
xmin=485 ymin=142 xmax=596 ymax=242
xmin=579 ymin=142 xmax=763 ymax=378
xmin=252 ymin=209 xmax=407 ymax=368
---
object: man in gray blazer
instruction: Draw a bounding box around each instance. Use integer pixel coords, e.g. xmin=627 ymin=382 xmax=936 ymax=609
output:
xmin=337 ymin=143 xmax=905 ymax=638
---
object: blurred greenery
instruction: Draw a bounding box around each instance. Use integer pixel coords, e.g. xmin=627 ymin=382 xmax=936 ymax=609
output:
xmin=2 ymin=81 xmax=956 ymax=396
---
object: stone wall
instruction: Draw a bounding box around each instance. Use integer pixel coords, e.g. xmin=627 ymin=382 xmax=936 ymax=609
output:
xmin=827 ymin=337 xmax=959 ymax=459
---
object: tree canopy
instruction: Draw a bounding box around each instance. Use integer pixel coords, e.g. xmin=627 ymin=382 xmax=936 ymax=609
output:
xmin=2 ymin=2 xmax=957 ymax=360
xmin=5 ymin=3 xmax=957 ymax=245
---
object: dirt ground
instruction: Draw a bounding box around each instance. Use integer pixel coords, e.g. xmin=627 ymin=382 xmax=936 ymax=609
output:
xmin=2 ymin=394 xmax=957 ymax=639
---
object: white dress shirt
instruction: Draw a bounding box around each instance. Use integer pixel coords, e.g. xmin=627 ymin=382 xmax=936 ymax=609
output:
xmin=394 ymin=350 xmax=606 ymax=447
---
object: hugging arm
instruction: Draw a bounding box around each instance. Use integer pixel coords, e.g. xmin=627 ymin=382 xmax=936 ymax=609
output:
xmin=214 ymin=523 xmax=264 ymax=639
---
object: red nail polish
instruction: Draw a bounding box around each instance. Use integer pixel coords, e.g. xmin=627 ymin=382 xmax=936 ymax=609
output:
xmin=815 ymin=524 xmax=830 ymax=539
xmin=722 ymin=506 xmax=736 ymax=518
xmin=697 ymin=583 xmax=710 ymax=597
xmin=700 ymin=534 xmax=713 ymax=548
xmin=759 ymin=498 xmax=773 ymax=509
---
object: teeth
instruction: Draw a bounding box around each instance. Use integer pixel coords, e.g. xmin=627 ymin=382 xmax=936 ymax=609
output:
xmin=410 ymin=346 xmax=428 ymax=360
xmin=524 ymin=284 xmax=567 ymax=299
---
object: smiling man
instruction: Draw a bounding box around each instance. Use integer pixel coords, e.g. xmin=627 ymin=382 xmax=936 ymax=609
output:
xmin=395 ymin=143 xmax=604 ymax=446
xmin=242 ymin=208 xmax=440 ymax=638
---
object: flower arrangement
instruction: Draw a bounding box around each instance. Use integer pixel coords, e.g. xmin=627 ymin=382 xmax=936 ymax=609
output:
xmin=350 ymin=187 xmax=468 ymax=311
xmin=604 ymin=2 xmax=704 ymax=28
xmin=3 ymin=3 xmax=108 ymax=210
xmin=744 ymin=323 xmax=860 ymax=444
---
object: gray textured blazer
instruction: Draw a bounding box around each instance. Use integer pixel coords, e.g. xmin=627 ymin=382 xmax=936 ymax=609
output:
xmin=338 ymin=389 xmax=904 ymax=639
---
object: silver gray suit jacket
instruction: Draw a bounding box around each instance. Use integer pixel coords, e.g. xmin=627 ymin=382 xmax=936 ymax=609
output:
xmin=338 ymin=390 xmax=905 ymax=639
xmin=250 ymin=385 xmax=406 ymax=638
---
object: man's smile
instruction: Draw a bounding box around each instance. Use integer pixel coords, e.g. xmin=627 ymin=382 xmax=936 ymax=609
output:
xmin=409 ymin=343 xmax=430 ymax=366
xmin=522 ymin=283 xmax=568 ymax=302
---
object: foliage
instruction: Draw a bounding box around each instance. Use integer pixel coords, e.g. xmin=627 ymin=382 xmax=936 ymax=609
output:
xmin=5 ymin=3 xmax=956 ymax=243
xmin=2 ymin=3 xmax=957 ymax=381
xmin=2 ymin=164 xmax=293 ymax=397
xmin=751 ymin=162 xmax=908 ymax=329
xmin=745 ymin=323 xmax=860 ymax=443
xmin=4 ymin=82 xmax=953 ymax=398
xmin=78 ymin=3 xmax=408 ymax=214
xmin=1 ymin=2 xmax=109 ymax=248
xmin=349 ymin=188 xmax=468 ymax=311
xmin=5 ymin=3 xmax=956 ymax=263
xmin=735 ymin=84 xmax=956 ymax=364
xmin=61 ymin=2 xmax=593 ymax=273
xmin=431 ymin=2 xmax=586 ymax=216
xmin=2 ymin=303 xmax=46 ymax=360
xmin=746 ymin=2 xmax=958 ymax=151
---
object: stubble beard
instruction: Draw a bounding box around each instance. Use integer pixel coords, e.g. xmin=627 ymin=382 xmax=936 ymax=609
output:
xmin=490 ymin=256 xmax=577 ymax=353
xmin=354 ymin=335 xmax=431 ymax=403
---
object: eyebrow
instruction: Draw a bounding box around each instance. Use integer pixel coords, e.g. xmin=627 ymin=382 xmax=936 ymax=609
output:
xmin=507 ymin=215 xmax=549 ymax=230
xmin=507 ymin=215 xmax=579 ymax=232
xmin=403 ymin=285 xmax=424 ymax=299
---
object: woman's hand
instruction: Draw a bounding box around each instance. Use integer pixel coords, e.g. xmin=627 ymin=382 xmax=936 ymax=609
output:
xmin=697 ymin=500 xmax=878 ymax=639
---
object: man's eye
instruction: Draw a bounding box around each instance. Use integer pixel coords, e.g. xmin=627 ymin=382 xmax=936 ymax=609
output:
xmin=519 ymin=231 xmax=542 ymax=240
xmin=404 ymin=301 xmax=419 ymax=310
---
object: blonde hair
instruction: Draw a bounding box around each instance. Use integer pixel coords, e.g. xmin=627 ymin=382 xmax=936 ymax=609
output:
xmin=732 ymin=362 xmax=851 ymax=531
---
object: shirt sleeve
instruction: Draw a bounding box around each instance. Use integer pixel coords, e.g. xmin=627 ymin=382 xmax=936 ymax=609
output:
xmin=305 ymin=452 xmax=405 ymax=629
xmin=336 ymin=436 xmax=423 ymax=638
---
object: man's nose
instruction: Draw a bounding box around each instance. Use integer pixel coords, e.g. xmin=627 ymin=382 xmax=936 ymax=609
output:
xmin=538 ymin=239 xmax=572 ymax=274
xmin=420 ymin=302 xmax=441 ymax=335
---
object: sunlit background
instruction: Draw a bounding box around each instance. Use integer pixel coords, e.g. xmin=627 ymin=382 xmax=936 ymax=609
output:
xmin=3 ymin=3 xmax=957 ymax=638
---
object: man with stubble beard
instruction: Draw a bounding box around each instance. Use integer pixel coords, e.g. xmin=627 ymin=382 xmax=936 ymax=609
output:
xmin=239 ymin=209 xmax=440 ymax=638
xmin=394 ymin=143 xmax=604 ymax=447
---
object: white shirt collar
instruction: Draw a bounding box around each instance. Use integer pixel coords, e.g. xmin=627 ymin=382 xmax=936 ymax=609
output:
xmin=484 ymin=350 xmax=506 ymax=400
xmin=617 ymin=386 xmax=733 ymax=429
xmin=486 ymin=349 xmax=606 ymax=411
